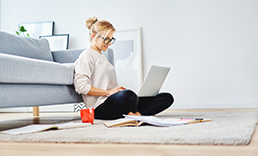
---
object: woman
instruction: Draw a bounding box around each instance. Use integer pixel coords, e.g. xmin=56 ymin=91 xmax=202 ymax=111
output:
xmin=74 ymin=17 xmax=174 ymax=120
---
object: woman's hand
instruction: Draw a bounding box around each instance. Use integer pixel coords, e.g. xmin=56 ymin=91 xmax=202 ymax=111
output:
xmin=108 ymin=86 xmax=126 ymax=95
xmin=87 ymin=86 xmax=125 ymax=96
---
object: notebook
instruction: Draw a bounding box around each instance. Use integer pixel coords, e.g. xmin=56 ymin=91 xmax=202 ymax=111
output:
xmin=137 ymin=65 xmax=170 ymax=97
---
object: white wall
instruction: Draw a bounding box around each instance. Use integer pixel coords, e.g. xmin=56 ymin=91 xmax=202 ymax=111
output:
xmin=0 ymin=0 xmax=1 ymax=30
xmin=1 ymin=0 xmax=258 ymax=109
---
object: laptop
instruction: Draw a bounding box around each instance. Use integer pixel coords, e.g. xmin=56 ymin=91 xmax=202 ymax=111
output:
xmin=138 ymin=65 xmax=170 ymax=97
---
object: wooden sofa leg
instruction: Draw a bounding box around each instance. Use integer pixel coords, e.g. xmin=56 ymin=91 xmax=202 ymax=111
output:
xmin=33 ymin=106 xmax=39 ymax=116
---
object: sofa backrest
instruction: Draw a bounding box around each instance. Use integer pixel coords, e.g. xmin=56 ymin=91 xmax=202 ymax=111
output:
xmin=51 ymin=48 xmax=115 ymax=66
xmin=0 ymin=31 xmax=53 ymax=61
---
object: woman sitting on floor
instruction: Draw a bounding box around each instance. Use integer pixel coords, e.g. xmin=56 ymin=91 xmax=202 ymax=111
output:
xmin=74 ymin=16 xmax=174 ymax=120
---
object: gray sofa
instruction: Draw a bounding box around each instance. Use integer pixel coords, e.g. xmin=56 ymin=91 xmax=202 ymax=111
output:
xmin=0 ymin=31 xmax=114 ymax=115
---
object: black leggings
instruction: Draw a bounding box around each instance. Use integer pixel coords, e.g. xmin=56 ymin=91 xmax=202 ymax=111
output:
xmin=94 ymin=90 xmax=174 ymax=120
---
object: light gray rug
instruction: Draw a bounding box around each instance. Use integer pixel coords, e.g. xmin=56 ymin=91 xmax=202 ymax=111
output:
xmin=0 ymin=111 xmax=258 ymax=145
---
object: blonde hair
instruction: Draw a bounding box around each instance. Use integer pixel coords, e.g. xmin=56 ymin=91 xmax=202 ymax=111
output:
xmin=85 ymin=16 xmax=116 ymax=42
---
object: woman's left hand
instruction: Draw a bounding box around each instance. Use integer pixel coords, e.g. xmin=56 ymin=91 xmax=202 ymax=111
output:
xmin=108 ymin=86 xmax=126 ymax=95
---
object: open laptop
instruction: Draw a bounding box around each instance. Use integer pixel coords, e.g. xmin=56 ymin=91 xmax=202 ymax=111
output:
xmin=138 ymin=65 xmax=170 ymax=97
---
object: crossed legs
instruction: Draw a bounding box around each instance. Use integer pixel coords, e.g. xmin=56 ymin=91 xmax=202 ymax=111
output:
xmin=94 ymin=90 xmax=174 ymax=120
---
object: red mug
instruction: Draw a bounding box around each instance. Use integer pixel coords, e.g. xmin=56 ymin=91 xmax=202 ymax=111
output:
xmin=80 ymin=108 xmax=94 ymax=124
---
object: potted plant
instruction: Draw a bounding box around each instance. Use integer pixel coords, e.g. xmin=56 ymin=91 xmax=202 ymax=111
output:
xmin=15 ymin=25 xmax=30 ymax=37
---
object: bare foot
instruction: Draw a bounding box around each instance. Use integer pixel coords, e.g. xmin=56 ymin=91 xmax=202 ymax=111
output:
xmin=134 ymin=112 xmax=141 ymax=116
xmin=128 ymin=112 xmax=134 ymax=115
xmin=128 ymin=112 xmax=141 ymax=116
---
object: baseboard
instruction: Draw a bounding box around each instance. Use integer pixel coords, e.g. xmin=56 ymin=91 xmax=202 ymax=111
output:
xmin=170 ymin=102 xmax=258 ymax=109
xmin=28 ymin=104 xmax=75 ymax=113
xmin=0 ymin=107 xmax=29 ymax=113
xmin=0 ymin=104 xmax=75 ymax=113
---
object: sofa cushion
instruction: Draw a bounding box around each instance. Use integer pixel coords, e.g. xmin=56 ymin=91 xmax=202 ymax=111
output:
xmin=52 ymin=49 xmax=85 ymax=63
xmin=0 ymin=53 xmax=74 ymax=85
xmin=0 ymin=31 xmax=53 ymax=61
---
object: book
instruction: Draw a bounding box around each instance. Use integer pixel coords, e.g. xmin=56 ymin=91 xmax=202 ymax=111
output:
xmin=1 ymin=122 xmax=91 ymax=135
xmin=104 ymin=115 xmax=211 ymax=127
xmin=104 ymin=118 xmax=146 ymax=127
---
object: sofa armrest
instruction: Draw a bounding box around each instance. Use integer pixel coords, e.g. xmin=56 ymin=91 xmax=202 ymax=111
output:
xmin=51 ymin=49 xmax=85 ymax=63
xmin=0 ymin=53 xmax=74 ymax=85
xmin=52 ymin=48 xmax=115 ymax=66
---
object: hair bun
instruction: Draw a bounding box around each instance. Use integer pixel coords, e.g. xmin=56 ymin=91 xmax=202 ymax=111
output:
xmin=85 ymin=16 xmax=98 ymax=29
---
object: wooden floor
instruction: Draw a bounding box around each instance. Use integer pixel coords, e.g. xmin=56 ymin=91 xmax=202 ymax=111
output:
xmin=0 ymin=108 xmax=258 ymax=156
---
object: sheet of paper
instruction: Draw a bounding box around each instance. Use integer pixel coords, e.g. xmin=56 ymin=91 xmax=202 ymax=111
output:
xmin=123 ymin=115 xmax=188 ymax=127
xmin=1 ymin=122 xmax=91 ymax=135
xmin=0 ymin=125 xmax=56 ymax=135
xmin=55 ymin=122 xmax=91 ymax=129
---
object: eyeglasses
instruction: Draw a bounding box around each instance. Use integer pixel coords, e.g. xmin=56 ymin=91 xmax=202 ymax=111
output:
xmin=98 ymin=35 xmax=116 ymax=45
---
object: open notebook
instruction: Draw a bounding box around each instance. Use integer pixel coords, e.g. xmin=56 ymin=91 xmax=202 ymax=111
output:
xmin=104 ymin=115 xmax=212 ymax=127
xmin=1 ymin=122 xmax=91 ymax=135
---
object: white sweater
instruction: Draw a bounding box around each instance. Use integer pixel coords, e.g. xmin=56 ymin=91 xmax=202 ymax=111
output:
xmin=74 ymin=48 xmax=118 ymax=108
